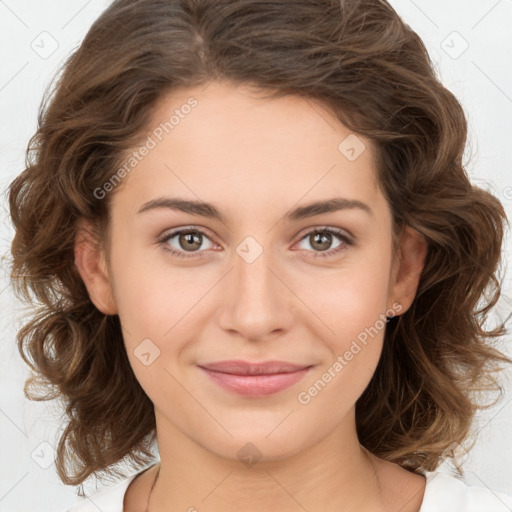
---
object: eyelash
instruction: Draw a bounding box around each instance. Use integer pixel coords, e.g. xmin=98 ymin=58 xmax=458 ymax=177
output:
xmin=157 ymin=226 xmax=354 ymax=260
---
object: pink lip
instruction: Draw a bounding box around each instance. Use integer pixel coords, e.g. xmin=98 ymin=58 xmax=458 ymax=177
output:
xmin=198 ymin=360 xmax=313 ymax=397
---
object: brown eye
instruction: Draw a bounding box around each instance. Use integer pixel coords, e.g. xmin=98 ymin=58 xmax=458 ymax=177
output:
xmin=309 ymin=232 xmax=334 ymax=251
xmin=296 ymin=227 xmax=354 ymax=258
xmin=159 ymin=228 xmax=216 ymax=258
xmin=177 ymin=231 xmax=203 ymax=252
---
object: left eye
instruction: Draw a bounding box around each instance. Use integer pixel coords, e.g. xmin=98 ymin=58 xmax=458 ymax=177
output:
xmin=159 ymin=228 xmax=216 ymax=258
xmin=158 ymin=226 xmax=354 ymax=259
xmin=294 ymin=227 xmax=353 ymax=258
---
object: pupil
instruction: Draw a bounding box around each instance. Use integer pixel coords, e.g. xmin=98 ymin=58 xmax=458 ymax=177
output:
xmin=313 ymin=232 xmax=331 ymax=250
xmin=181 ymin=232 xmax=201 ymax=251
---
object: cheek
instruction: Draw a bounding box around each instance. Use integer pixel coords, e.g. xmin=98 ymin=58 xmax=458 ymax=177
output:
xmin=110 ymin=254 xmax=213 ymax=396
xmin=296 ymin=255 xmax=392 ymax=398
xmin=298 ymin=277 xmax=389 ymax=412
xmin=301 ymin=258 xmax=391 ymax=341
xmin=109 ymin=240 xmax=192 ymax=336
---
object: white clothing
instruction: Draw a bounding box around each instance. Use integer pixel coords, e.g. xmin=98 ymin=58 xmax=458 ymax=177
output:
xmin=65 ymin=465 xmax=512 ymax=512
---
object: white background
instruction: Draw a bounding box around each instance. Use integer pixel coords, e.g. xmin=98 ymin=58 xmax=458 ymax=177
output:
xmin=0 ymin=1 xmax=511 ymax=511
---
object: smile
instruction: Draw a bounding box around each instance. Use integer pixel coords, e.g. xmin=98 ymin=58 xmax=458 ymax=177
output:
xmin=197 ymin=360 xmax=313 ymax=397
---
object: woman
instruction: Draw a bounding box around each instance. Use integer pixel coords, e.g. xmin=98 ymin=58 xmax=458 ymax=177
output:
xmin=8 ymin=0 xmax=512 ymax=511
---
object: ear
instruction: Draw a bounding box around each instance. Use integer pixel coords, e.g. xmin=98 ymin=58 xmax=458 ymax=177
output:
xmin=74 ymin=218 xmax=118 ymax=315
xmin=387 ymin=225 xmax=428 ymax=316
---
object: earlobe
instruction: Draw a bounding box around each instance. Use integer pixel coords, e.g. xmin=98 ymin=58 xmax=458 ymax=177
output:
xmin=74 ymin=219 xmax=118 ymax=315
xmin=388 ymin=225 xmax=428 ymax=315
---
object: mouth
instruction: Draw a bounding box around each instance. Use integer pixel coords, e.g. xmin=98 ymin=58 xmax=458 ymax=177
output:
xmin=197 ymin=360 xmax=313 ymax=397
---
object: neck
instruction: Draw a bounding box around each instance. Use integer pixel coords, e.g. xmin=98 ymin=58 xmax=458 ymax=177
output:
xmin=146 ymin=410 xmax=388 ymax=512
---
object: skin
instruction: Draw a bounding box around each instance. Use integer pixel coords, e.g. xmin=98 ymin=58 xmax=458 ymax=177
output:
xmin=75 ymin=80 xmax=428 ymax=512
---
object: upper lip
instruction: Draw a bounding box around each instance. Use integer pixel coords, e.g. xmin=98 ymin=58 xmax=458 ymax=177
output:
xmin=198 ymin=360 xmax=312 ymax=375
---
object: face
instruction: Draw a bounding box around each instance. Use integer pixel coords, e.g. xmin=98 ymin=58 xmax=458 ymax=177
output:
xmin=77 ymin=80 xmax=426 ymax=463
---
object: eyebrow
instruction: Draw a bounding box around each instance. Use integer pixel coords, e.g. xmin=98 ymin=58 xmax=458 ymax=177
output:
xmin=137 ymin=197 xmax=374 ymax=222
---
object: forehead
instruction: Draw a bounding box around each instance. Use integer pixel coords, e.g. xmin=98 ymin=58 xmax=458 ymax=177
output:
xmin=111 ymin=81 xmax=384 ymax=219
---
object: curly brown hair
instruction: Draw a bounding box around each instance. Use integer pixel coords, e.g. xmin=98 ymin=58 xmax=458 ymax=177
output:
xmin=7 ymin=0 xmax=511 ymax=492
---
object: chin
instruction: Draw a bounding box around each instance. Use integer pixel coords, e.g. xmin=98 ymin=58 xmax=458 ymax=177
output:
xmin=203 ymin=426 xmax=313 ymax=465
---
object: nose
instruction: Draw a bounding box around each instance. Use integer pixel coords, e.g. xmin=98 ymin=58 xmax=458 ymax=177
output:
xmin=217 ymin=245 xmax=295 ymax=342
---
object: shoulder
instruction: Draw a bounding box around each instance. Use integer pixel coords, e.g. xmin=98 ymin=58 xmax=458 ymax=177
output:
xmin=64 ymin=465 xmax=155 ymax=512
xmin=420 ymin=470 xmax=512 ymax=512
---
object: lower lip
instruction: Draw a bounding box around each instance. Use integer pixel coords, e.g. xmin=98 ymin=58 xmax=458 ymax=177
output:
xmin=199 ymin=366 xmax=312 ymax=397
